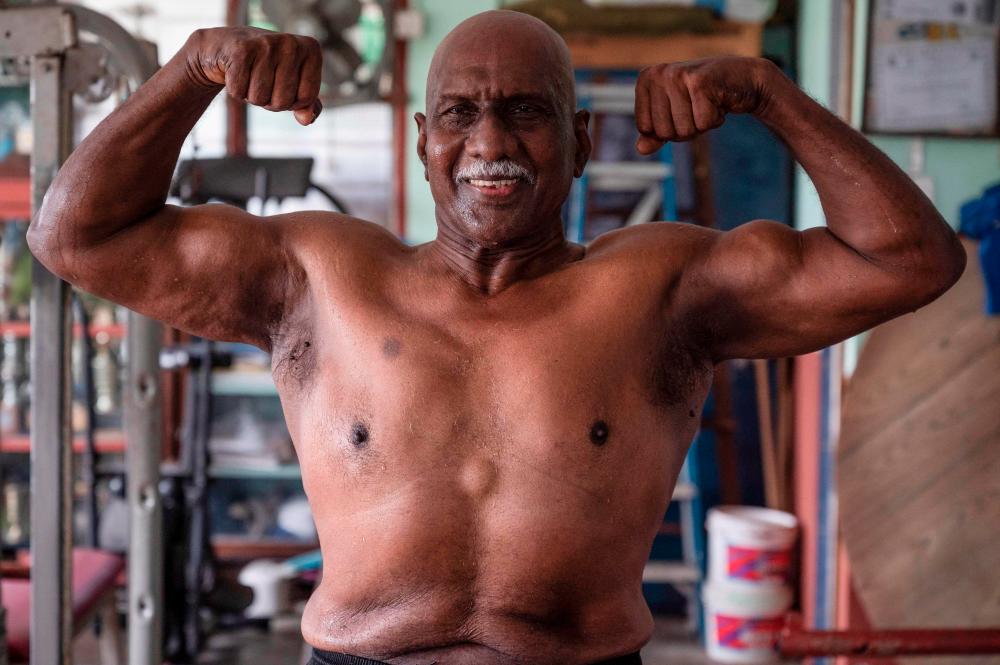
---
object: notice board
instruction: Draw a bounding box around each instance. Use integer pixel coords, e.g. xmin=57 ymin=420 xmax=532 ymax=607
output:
xmin=864 ymin=0 xmax=1000 ymax=136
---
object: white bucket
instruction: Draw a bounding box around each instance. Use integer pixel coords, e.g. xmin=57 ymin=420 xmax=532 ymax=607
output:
xmin=238 ymin=559 xmax=294 ymax=619
xmin=707 ymin=506 xmax=798 ymax=586
xmin=702 ymin=582 xmax=792 ymax=663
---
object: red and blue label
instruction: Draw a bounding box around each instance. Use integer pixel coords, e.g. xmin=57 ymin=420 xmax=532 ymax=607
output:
xmin=726 ymin=545 xmax=791 ymax=582
xmin=715 ymin=614 xmax=784 ymax=650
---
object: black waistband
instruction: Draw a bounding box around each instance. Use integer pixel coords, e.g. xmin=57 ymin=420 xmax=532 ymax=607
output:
xmin=309 ymin=648 xmax=642 ymax=664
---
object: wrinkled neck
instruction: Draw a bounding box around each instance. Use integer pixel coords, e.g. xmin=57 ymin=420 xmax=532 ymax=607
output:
xmin=430 ymin=221 xmax=582 ymax=295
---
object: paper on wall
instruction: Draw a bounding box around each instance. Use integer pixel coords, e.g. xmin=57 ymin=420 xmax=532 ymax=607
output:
xmin=869 ymin=35 xmax=998 ymax=133
xmin=876 ymin=0 xmax=998 ymax=26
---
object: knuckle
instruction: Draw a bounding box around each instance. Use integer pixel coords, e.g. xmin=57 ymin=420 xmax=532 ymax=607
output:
xmin=300 ymin=35 xmax=322 ymax=55
xmin=277 ymin=36 xmax=298 ymax=57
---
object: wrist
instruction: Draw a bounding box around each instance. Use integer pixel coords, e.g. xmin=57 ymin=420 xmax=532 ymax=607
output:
xmin=178 ymin=29 xmax=224 ymax=91
xmin=749 ymin=58 xmax=785 ymax=120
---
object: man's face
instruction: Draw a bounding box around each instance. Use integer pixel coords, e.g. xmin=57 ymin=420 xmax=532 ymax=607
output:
xmin=416 ymin=37 xmax=590 ymax=246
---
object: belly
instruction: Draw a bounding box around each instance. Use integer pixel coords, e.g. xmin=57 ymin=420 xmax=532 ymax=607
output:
xmin=294 ymin=403 xmax=697 ymax=662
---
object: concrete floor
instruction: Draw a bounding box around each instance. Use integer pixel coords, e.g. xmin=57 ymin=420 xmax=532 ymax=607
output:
xmin=74 ymin=615 xmax=715 ymax=664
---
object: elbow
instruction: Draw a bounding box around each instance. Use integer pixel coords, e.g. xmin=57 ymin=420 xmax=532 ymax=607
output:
xmin=26 ymin=205 xmax=78 ymax=280
xmin=908 ymin=231 xmax=967 ymax=308
xmin=26 ymin=213 xmax=61 ymax=272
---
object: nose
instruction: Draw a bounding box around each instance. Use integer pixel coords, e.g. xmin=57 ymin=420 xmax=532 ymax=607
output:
xmin=464 ymin=110 xmax=516 ymax=163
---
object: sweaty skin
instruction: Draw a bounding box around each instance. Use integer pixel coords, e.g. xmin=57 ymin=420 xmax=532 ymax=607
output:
xmin=29 ymin=11 xmax=964 ymax=665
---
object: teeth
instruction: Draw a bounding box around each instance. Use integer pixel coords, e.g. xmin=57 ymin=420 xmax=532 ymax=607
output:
xmin=469 ymin=179 xmax=517 ymax=188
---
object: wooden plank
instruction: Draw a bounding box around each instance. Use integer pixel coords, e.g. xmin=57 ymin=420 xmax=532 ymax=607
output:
xmin=566 ymin=21 xmax=762 ymax=69
xmin=839 ymin=240 xmax=1000 ymax=665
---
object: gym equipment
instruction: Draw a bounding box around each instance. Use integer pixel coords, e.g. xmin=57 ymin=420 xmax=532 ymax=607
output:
xmin=1 ymin=548 xmax=125 ymax=663
xmin=172 ymin=156 xmax=349 ymax=213
xmin=0 ymin=3 xmax=162 ymax=664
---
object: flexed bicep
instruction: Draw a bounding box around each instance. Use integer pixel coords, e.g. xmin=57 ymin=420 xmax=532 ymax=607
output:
xmin=678 ymin=220 xmax=950 ymax=362
xmin=67 ymin=203 xmax=306 ymax=351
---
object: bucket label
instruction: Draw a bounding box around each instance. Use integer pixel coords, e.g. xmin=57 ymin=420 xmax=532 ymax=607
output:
xmin=727 ymin=545 xmax=791 ymax=582
xmin=716 ymin=614 xmax=784 ymax=650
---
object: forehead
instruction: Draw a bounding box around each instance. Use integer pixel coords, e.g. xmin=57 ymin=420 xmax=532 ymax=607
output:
xmin=427 ymin=23 xmax=573 ymax=107
xmin=433 ymin=63 xmax=560 ymax=104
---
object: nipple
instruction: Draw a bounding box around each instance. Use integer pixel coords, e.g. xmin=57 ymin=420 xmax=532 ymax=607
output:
xmin=350 ymin=422 xmax=370 ymax=448
xmin=589 ymin=420 xmax=610 ymax=446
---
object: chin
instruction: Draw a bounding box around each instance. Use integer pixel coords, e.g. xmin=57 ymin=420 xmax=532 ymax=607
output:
xmin=453 ymin=203 xmax=537 ymax=245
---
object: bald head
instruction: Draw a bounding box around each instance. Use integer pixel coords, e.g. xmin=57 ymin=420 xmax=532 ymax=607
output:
xmin=426 ymin=10 xmax=576 ymax=117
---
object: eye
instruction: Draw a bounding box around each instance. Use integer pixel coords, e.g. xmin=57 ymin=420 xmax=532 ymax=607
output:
xmin=511 ymin=103 xmax=538 ymax=114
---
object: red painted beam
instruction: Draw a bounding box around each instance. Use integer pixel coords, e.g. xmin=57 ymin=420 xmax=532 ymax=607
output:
xmin=779 ymin=613 xmax=1000 ymax=657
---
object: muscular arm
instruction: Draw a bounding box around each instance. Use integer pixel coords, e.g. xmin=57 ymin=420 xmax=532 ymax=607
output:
xmin=27 ymin=27 xmax=323 ymax=350
xmin=634 ymin=58 xmax=966 ymax=361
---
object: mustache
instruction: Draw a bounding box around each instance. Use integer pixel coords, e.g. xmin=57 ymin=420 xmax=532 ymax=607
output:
xmin=454 ymin=159 xmax=535 ymax=184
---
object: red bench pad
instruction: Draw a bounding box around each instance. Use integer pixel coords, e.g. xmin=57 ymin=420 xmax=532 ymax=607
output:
xmin=3 ymin=548 xmax=124 ymax=662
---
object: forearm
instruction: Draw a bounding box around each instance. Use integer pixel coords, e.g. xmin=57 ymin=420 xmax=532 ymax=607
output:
xmin=754 ymin=64 xmax=963 ymax=276
xmin=30 ymin=35 xmax=219 ymax=252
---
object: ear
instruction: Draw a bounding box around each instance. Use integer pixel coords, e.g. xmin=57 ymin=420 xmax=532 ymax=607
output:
xmin=414 ymin=112 xmax=429 ymax=181
xmin=573 ymin=110 xmax=592 ymax=178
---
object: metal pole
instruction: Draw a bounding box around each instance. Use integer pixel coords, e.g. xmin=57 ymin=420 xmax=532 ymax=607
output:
xmin=73 ymin=295 xmax=99 ymax=548
xmin=126 ymin=313 xmax=163 ymax=665
xmin=29 ymin=52 xmax=74 ymax=665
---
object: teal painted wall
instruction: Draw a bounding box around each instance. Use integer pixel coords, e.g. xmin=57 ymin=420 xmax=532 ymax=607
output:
xmin=794 ymin=0 xmax=836 ymax=232
xmin=404 ymin=0 xmax=501 ymax=244
xmin=859 ymin=0 xmax=1000 ymax=228
xmin=797 ymin=0 xmax=1000 ymax=232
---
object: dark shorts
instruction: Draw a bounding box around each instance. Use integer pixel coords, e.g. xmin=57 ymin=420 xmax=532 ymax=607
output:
xmin=308 ymin=647 xmax=642 ymax=664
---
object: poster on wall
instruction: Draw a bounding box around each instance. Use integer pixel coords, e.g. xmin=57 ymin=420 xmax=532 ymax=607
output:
xmin=864 ymin=0 xmax=1000 ymax=136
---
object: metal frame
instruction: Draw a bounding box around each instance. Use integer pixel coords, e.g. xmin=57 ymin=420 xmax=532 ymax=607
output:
xmin=1 ymin=3 xmax=160 ymax=664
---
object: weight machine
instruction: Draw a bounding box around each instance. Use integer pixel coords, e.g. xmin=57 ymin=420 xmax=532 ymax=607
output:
xmin=0 ymin=3 xmax=162 ymax=664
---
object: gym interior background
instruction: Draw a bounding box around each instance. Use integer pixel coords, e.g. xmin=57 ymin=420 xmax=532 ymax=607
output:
xmin=0 ymin=0 xmax=998 ymax=664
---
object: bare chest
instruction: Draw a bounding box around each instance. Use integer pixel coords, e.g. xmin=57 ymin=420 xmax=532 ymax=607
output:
xmin=275 ymin=276 xmax=711 ymax=482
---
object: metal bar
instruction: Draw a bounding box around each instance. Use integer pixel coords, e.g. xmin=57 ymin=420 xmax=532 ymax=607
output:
xmin=73 ymin=294 xmax=99 ymax=548
xmin=624 ymin=184 xmax=662 ymax=227
xmin=29 ymin=53 xmax=74 ymax=665
xmin=126 ymin=313 xmax=164 ymax=665
xmin=184 ymin=340 xmax=214 ymax=658
xmin=779 ymin=614 xmax=1000 ymax=658
xmin=0 ymin=6 xmax=76 ymax=58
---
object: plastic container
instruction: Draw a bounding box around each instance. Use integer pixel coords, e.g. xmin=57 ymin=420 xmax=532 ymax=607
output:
xmin=707 ymin=506 xmax=798 ymax=585
xmin=702 ymin=582 xmax=793 ymax=663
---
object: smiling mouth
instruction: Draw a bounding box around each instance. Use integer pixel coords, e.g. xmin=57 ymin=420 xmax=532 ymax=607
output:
xmin=461 ymin=178 xmax=525 ymax=197
xmin=467 ymin=178 xmax=519 ymax=188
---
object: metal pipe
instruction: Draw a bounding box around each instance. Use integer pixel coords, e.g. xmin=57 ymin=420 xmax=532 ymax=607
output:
xmin=73 ymin=294 xmax=99 ymax=548
xmin=779 ymin=613 xmax=1000 ymax=658
xmin=126 ymin=313 xmax=164 ymax=665
xmin=29 ymin=51 xmax=75 ymax=665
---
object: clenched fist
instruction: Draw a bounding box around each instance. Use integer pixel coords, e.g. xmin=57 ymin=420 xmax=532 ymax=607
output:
xmin=634 ymin=56 xmax=778 ymax=154
xmin=183 ymin=27 xmax=323 ymax=126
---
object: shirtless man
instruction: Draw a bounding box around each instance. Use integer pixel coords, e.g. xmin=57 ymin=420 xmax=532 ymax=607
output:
xmin=28 ymin=9 xmax=964 ymax=665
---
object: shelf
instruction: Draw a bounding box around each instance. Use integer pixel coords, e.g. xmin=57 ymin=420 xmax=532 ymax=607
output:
xmin=0 ymin=175 xmax=29 ymax=220
xmin=642 ymin=561 xmax=700 ymax=585
xmin=565 ymin=20 xmax=762 ymax=69
xmin=0 ymin=429 xmax=125 ymax=453
xmin=211 ymin=370 xmax=278 ymax=396
xmin=208 ymin=463 xmax=301 ymax=479
xmin=671 ymin=482 xmax=697 ymax=502
xmin=211 ymin=536 xmax=318 ymax=562
xmin=0 ymin=321 xmax=126 ymax=339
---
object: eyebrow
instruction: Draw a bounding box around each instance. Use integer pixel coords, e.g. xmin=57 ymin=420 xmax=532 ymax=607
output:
xmin=434 ymin=92 xmax=555 ymax=107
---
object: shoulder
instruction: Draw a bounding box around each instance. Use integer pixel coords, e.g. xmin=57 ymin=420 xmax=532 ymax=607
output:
xmin=584 ymin=221 xmax=719 ymax=273
xmin=274 ymin=210 xmax=409 ymax=269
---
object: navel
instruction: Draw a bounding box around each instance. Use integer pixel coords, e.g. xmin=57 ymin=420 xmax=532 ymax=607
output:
xmin=349 ymin=422 xmax=370 ymax=448
xmin=589 ymin=420 xmax=610 ymax=446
